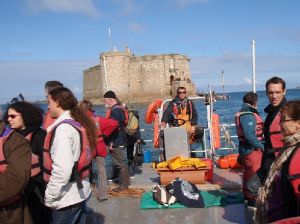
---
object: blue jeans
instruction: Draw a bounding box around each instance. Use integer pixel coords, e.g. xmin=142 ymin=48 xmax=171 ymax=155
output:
xmin=51 ymin=201 xmax=86 ymax=224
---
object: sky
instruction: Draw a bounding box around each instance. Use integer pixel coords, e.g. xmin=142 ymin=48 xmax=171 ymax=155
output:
xmin=0 ymin=0 xmax=300 ymax=103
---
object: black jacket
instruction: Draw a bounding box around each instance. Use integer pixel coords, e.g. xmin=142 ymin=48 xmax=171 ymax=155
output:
xmin=106 ymin=104 xmax=127 ymax=147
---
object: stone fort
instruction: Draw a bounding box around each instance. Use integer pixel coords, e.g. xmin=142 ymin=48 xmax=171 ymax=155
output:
xmin=83 ymin=47 xmax=196 ymax=104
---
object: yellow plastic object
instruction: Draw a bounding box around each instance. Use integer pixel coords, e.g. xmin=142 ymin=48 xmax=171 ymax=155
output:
xmin=156 ymin=161 xmax=169 ymax=168
xmin=168 ymin=156 xmax=183 ymax=170
xmin=155 ymin=156 xmax=208 ymax=170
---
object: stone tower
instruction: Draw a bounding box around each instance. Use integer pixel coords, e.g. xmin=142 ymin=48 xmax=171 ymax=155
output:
xmin=83 ymin=47 xmax=196 ymax=104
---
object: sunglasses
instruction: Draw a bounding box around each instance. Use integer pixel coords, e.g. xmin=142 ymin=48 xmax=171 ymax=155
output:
xmin=177 ymin=91 xmax=186 ymax=94
xmin=7 ymin=114 xmax=20 ymax=119
xmin=279 ymin=119 xmax=298 ymax=124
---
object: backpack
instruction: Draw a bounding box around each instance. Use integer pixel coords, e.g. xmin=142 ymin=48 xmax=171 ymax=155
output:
xmin=133 ymin=142 xmax=144 ymax=166
xmin=166 ymin=178 xmax=204 ymax=208
xmin=152 ymin=185 xmax=177 ymax=206
xmin=126 ymin=110 xmax=139 ymax=135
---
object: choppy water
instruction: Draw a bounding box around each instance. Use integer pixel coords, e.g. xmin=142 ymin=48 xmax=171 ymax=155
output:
xmin=1 ymin=89 xmax=299 ymax=178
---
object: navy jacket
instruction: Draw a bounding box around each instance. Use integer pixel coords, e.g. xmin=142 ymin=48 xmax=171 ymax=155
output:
xmin=106 ymin=104 xmax=127 ymax=147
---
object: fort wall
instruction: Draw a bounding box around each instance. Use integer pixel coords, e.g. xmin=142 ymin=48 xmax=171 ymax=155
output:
xmin=83 ymin=48 xmax=196 ymax=104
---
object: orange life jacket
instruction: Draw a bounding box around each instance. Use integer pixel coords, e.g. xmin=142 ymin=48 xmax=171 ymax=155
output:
xmin=268 ymin=113 xmax=284 ymax=155
xmin=235 ymin=111 xmax=264 ymax=142
xmin=172 ymin=100 xmax=193 ymax=126
xmin=25 ymin=133 xmax=41 ymax=177
xmin=43 ymin=119 xmax=92 ymax=189
xmin=0 ymin=128 xmax=21 ymax=206
xmin=105 ymin=104 xmax=129 ymax=126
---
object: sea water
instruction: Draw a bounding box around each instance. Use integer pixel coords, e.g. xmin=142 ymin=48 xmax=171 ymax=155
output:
xmin=1 ymin=89 xmax=299 ymax=178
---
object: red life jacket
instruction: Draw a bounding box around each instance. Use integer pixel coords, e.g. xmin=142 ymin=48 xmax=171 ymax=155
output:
xmin=0 ymin=128 xmax=21 ymax=206
xmin=93 ymin=116 xmax=105 ymax=157
xmin=43 ymin=119 xmax=92 ymax=189
xmin=235 ymin=111 xmax=264 ymax=142
xmin=25 ymin=133 xmax=41 ymax=177
xmin=105 ymin=104 xmax=129 ymax=125
xmin=287 ymin=145 xmax=300 ymax=198
xmin=42 ymin=110 xmax=56 ymax=130
xmin=269 ymin=113 xmax=284 ymax=155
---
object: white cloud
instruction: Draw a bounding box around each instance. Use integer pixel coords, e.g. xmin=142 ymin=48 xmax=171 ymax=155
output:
xmin=244 ymin=78 xmax=252 ymax=84
xmin=128 ymin=21 xmax=145 ymax=33
xmin=25 ymin=0 xmax=100 ymax=18
xmin=190 ymin=53 xmax=300 ymax=91
xmin=174 ymin=0 xmax=208 ymax=8
xmin=113 ymin=0 xmax=136 ymax=15
xmin=0 ymin=59 xmax=98 ymax=103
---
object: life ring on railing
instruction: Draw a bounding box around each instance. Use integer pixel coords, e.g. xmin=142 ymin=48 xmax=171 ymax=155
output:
xmin=212 ymin=113 xmax=221 ymax=149
xmin=153 ymin=114 xmax=160 ymax=148
xmin=144 ymin=99 xmax=163 ymax=124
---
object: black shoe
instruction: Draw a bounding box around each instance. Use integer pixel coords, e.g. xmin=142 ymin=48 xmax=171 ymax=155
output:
xmin=112 ymin=185 xmax=129 ymax=192
xmin=97 ymin=197 xmax=108 ymax=202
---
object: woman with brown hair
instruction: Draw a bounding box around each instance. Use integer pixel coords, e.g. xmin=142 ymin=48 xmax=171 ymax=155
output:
xmin=44 ymin=87 xmax=96 ymax=224
xmin=79 ymin=100 xmax=118 ymax=202
xmin=256 ymin=100 xmax=300 ymax=223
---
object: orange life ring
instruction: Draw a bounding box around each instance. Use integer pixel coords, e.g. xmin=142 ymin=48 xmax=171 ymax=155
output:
xmin=212 ymin=113 xmax=221 ymax=149
xmin=144 ymin=99 xmax=163 ymax=124
xmin=153 ymin=114 xmax=160 ymax=148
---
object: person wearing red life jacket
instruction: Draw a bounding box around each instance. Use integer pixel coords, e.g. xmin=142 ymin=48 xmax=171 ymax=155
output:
xmin=257 ymin=77 xmax=287 ymax=185
xmin=5 ymin=101 xmax=50 ymax=223
xmin=42 ymin=80 xmax=64 ymax=130
xmin=235 ymin=92 xmax=264 ymax=207
xmin=103 ymin=90 xmax=130 ymax=192
xmin=79 ymin=100 xmax=118 ymax=202
xmin=44 ymin=87 xmax=96 ymax=223
xmin=0 ymin=113 xmax=32 ymax=224
xmin=255 ymin=100 xmax=300 ymax=223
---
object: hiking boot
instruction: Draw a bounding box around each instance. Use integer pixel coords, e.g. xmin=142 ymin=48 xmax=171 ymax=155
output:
xmin=97 ymin=197 xmax=108 ymax=203
xmin=112 ymin=185 xmax=128 ymax=192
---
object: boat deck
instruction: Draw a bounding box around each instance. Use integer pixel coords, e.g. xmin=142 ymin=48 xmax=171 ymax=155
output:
xmin=86 ymin=163 xmax=255 ymax=224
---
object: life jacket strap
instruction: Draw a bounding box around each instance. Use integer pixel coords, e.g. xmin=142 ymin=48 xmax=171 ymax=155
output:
xmin=69 ymin=162 xmax=91 ymax=189
xmin=31 ymin=163 xmax=40 ymax=169
xmin=288 ymin=173 xmax=300 ymax=181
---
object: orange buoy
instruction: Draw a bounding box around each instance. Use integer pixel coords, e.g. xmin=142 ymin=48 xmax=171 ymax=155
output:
xmin=153 ymin=114 xmax=160 ymax=148
xmin=212 ymin=113 xmax=221 ymax=149
xmin=218 ymin=154 xmax=241 ymax=169
xmin=218 ymin=156 xmax=229 ymax=169
xmin=227 ymin=154 xmax=242 ymax=169
xmin=144 ymin=99 xmax=163 ymax=124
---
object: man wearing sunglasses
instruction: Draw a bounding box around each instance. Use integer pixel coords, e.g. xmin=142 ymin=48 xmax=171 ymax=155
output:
xmin=161 ymin=87 xmax=198 ymax=156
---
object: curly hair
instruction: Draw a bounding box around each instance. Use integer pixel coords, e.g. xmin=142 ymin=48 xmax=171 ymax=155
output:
xmin=4 ymin=101 xmax=44 ymax=128
xmin=49 ymin=87 xmax=97 ymax=152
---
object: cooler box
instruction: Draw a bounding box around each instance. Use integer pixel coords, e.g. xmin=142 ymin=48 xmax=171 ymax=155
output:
xmin=163 ymin=127 xmax=190 ymax=160
xmin=157 ymin=166 xmax=209 ymax=185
